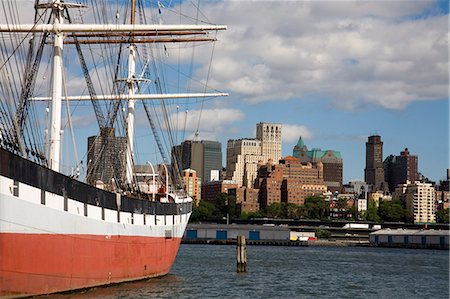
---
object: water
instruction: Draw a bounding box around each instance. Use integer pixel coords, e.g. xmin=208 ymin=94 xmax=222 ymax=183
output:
xmin=51 ymin=245 xmax=449 ymax=298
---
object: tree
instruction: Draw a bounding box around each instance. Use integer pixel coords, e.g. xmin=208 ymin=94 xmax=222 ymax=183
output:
xmin=365 ymin=200 xmax=380 ymax=222
xmin=215 ymin=192 xmax=238 ymax=219
xmin=304 ymin=196 xmax=329 ymax=220
xmin=190 ymin=200 xmax=216 ymax=222
xmin=240 ymin=210 xmax=264 ymax=219
xmin=315 ymin=228 xmax=331 ymax=239
xmin=265 ymin=202 xmax=284 ymax=218
xmin=378 ymin=199 xmax=411 ymax=223
xmin=436 ymin=208 xmax=449 ymax=224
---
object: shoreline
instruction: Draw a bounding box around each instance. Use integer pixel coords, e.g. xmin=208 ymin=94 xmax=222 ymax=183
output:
xmin=181 ymin=239 xmax=370 ymax=247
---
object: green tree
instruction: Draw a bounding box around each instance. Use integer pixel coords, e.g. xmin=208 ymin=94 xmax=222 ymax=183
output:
xmin=190 ymin=200 xmax=216 ymax=222
xmin=365 ymin=200 xmax=380 ymax=222
xmin=240 ymin=210 xmax=264 ymax=219
xmin=315 ymin=228 xmax=331 ymax=239
xmin=304 ymin=196 xmax=329 ymax=220
xmin=214 ymin=192 xmax=238 ymax=219
xmin=265 ymin=202 xmax=284 ymax=218
xmin=337 ymin=198 xmax=348 ymax=210
xmin=378 ymin=199 xmax=410 ymax=223
xmin=286 ymin=203 xmax=302 ymax=219
xmin=436 ymin=208 xmax=449 ymax=224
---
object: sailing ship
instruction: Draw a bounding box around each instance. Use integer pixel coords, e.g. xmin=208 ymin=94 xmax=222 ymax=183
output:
xmin=0 ymin=0 xmax=226 ymax=297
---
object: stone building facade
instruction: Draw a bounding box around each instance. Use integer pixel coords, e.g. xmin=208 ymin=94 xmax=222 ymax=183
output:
xmin=257 ymin=156 xmax=327 ymax=208
xmin=365 ymin=135 xmax=387 ymax=192
xmin=226 ymin=122 xmax=282 ymax=187
xmin=384 ymin=148 xmax=418 ymax=193
xmin=293 ymin=137 xmax=343 ymax=193
xmin=394 ymin=181 xmax=436 ymax=223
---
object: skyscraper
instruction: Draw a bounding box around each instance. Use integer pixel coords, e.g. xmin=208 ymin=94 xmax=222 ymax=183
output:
xmin=226 ymin=122 xmax=282 ymax=187
xmin=172 ymin=140 xmax=222 ymax=184
xmin=364 ymin=135 xmax=387 ymax=192
xmin=202 ymin=140 xmax=222 ymax=182
xmin=86 ymin=127 xmax=126 ymax=186
xmin=384 ymin=148 xmax=418 ymax=192
xmin=256 ymin=122 xmax=282 ymax=163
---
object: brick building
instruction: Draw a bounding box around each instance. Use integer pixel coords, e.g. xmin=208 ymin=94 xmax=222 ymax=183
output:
xmin=384 ymin=148 xmax=418 ymax=192
xmin=182 ymin=169 xmax=201 ymax=205
xmin=365 ymin=135 xmax=387 ymax=192
xmin=201 ymin=180 xmax=238 ymax=202
xmin=227 ymin=122 xmax=282 ymax=187
xmin=257 ymin=156 xmax=327 ymax=208
xmin=293 ymin=137 xmax=343 ymax=193
xmin=229 ymin=187 xmax=260 ymax=213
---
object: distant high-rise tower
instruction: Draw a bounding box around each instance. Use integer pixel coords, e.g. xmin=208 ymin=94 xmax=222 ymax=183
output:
xmin=86 ymin=127 xmax=126 ymax=186
xmin=365 ymin=135 xmax=387 ymax=191
xmin=256 ymin=122 xmax=282 ymax=163
xmin=227 ymin=122 xmax=282 ymax=187
xmin=172 ymin=140 xmax=222 ymax=184
xmin=384 ymin=148 xmax=418 ymax=192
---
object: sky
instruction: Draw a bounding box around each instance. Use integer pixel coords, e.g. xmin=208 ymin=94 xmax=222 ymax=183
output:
xmin=174 ymin=0 xmax=449 ymax=183
xmin=1 ymin=0 xmax=448 ymax=184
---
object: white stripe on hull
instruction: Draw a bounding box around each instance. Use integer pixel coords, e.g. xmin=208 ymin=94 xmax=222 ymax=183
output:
xmin=0 ymin=175 xmax=191 ymax=238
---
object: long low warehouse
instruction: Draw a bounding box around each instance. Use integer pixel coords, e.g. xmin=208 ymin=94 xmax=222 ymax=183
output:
xmin=370 ymin=229 xmax=449 ymax=249
xmin=184 ymin=224 xmax=291 ymax=241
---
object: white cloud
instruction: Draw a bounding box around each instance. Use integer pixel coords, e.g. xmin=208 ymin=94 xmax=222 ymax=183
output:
xmin=282 ymin=124 xmax=313 ymax=143
xmin=191 ymin=1 xmax=448 ymax=110
xmin=169 ymin=108 xmax=245 ymax=138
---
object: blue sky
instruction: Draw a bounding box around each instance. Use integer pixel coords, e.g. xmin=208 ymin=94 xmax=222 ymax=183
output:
xmin=181 ymin=0 xmax=449 ymax=183
xmin=2 ymin=0 xmax=448 ymax=184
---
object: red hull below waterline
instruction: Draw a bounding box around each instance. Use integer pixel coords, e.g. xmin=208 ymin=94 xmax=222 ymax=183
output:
xmin=0 ymin=233 xmax=182 ymax=298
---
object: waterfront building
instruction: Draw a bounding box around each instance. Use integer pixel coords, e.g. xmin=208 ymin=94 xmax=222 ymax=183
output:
xmin=370 ymin=229 xmax=448 ymax=249
xmin=182 ymin=169 xmax=201 ymax=205
xmin=172 ymin=140 xmax=222 ymax=184
xmin=184 ymin=224 xmax=291 ymax=241
xmin=86 ymin=127 xmax=126 ymax=186
xmin=365 ymin=135 xmax=387 ymax=192
xmin=394 ymin=181 xmax=436 ymax=223
xmin=226 ymin=122 xmax=282 ymax=187
xmin=293 ymin=137 xmax=343 ymax=193
xmin=201 ymin=180 xmax=238 ymax=202
xmin=228 ymin=187 xmax=260 ymax=213
xmin=257 ymin=156 xmax=327 ymax=208
xmin=384 ymin=148 xmax=418 ymax=192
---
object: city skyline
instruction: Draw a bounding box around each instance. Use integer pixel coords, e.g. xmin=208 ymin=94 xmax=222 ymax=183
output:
xmin=169 ymin=0 xmax=449 ymax=184
xmin=2 ymin=0 xmax=447 ymax=185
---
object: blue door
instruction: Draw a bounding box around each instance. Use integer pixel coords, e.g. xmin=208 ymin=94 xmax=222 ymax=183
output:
xmin=249 ymin=231 xmax=260 ymax=241
xmin=186 ymin=229 xmax=198 ymax=239
xmin=421 ymin=236 xmax=427 ymax=245
xmin=216 ymin=230 xmax=227 ymax=240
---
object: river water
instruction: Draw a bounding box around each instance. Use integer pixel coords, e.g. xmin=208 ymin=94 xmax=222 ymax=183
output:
xmin=51 ymin=244 xmax=449 ymax=298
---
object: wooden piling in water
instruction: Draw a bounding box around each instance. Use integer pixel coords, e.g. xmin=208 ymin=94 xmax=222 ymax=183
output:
xmin=236 ymin=235 xmax=247 ymax=272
